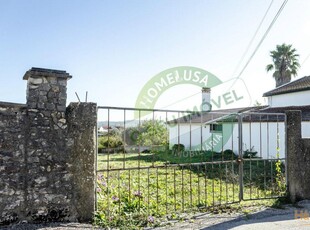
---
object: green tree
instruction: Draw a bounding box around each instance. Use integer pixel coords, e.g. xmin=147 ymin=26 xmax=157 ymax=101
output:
xmin=266 ymin=43 xmax=300 ymax=87
xmin=123 ymin=126 xmax=140 ymax=145
xmin=124 ymin=120 xmax=168 ymax=146
xmin=136 ymin=120 xmax=168 ymax=146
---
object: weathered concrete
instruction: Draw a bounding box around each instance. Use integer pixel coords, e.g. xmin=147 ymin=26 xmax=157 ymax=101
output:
xmin=286 ymin=110 xmax=310 ymax=203
xmin=67 ymin=103 xmax=97 ymax=222
xmin=0 ymin=68 xmax=97 ymax=226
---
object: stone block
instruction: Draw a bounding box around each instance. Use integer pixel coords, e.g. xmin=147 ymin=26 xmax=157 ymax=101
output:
xmin=37 ymin=102 xmax=45 ymax=109
xmin=46 ymin=103 xmax=55 ymax=110
xmin=51 ymin=86 xmax=60 ymax=93
xmin=39 ymin=96 xmax=47 ymax=102
xmin=58 ymin=79 xmax=67 ymax=86
xmin=39 ymin=91 xmax=47 ymax=96
xmin=57 ymin=105 xmax=67 ymax=112
xmin=29 ymin=77 xmax=43 ymax=85
xmin=48 ymin=77 xmax=57 ymax=84
xmin=28 ymin=103 xmax=37 ymax=109
xmin=41 ymin=84 xmax=51 ymax=92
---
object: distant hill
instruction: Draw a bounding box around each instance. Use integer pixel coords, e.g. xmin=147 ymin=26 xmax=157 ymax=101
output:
xmin=98 ymin=120 xmax=139 ymax=128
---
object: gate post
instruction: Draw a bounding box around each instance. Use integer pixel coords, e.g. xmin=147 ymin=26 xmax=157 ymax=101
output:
xmin=66 ymin=102 xmax=97 ymax=222
xmin=238 ymin=114 xmax=244 ymax=201
xmin=285 ymin=110 xmax=310 ymax=203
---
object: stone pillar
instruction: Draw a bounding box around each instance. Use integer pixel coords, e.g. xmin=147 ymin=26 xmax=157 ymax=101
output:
xmin=66 ymin=103 xmax=97 ymax=222
xmin=23 ymin=68 xmax=74 ymax=221
xmin=0 ymin=67 xmax=97 ymax=225
xmin=286 ymin=110 xmax=310 ymax=202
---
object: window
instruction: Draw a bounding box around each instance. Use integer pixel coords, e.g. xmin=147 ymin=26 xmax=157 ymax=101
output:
xmin=210 ymin=123 xmax=222 ymax=133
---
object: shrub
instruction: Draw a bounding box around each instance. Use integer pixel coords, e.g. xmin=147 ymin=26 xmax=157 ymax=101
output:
xmin=98 ymin=135 xmax=123 ymax=152
xmin=243 ymin=150 xmax=258 ymax=158
xmin=222 ymin=149 xmax=238 ymax=160
xmin=243 ymin=145 xmax=258 ymax=158
xmin=172 ymin=144 xmax=185 ymax=155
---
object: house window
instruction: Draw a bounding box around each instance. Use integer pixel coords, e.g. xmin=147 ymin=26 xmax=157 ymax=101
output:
xmin=210 ymin=123 xmax=222 ymax=133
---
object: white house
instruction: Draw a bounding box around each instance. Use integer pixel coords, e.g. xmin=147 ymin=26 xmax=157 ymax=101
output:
xmin=169 ymin=76 xmax=310 ymax=159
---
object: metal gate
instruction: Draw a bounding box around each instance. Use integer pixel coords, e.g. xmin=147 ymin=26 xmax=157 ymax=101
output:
xmin=95 ymin=106 xmax=287 ymax=225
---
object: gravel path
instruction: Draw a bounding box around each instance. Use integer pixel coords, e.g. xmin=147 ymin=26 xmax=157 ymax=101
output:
xmin=2 ymin=200 xmax=310 ymax=230
xmin=0 ymin=223 xmax=97 ymax=230
xmin=156 ymin=200 xmax=310 ymax=230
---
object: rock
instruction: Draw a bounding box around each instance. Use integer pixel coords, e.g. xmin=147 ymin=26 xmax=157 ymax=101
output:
xmin=29 ymin=77 xmax=43 ymax=85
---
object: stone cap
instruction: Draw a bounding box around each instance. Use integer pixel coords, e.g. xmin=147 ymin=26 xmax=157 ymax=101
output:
xmin=23 ymin=67 xmax=72 ymax=80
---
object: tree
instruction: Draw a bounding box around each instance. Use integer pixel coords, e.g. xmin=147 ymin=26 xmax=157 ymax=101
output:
xmin=136 ymin=120 xmax=168 ymax=146
xmin=123 ymin=120 xmax=168 ymax=146
xmin=266 ymin=43 xmax=300 ymax=87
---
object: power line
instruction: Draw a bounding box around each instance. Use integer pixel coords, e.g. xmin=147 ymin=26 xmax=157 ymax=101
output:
xmin=159 ymin=0 xmax=289 ymax=110
xmin=229 ymin=0 xmax=289 ymax=88
xmin=231 ymin=0 xmax=274 ymax=77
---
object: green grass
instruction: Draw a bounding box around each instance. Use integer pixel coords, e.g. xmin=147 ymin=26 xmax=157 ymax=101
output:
xmin=95 ymin=150 xmax=286 ymax=229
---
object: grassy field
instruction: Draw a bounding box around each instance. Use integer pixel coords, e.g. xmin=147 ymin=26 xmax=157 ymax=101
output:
xmin=96 ymin=150 xmax=286 ymax=228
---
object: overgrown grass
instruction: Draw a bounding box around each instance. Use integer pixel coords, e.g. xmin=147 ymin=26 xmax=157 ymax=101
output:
xmin=95 ymin=150 xmax=286 ymax=229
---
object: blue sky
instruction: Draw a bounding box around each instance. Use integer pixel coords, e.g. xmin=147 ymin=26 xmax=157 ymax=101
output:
xmin=1 ymin=0 xmax=310 ymax=110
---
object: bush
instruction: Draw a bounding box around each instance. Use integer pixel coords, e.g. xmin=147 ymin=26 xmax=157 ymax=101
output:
xmin=98 ymin=135 xmax=123 ymax=153
xmin=243 ymin=150 xmax=258 ymax=158
xmin=123 ymin=120 xmax=168 ymax=146
xmin=243 ymin=145 xmax=258 ymax=158
xmin=172 ymin=144 xmax=185 ymax=154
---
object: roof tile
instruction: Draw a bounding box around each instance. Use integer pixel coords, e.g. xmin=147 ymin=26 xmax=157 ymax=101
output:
xmin=263 ymin=76 xmax=310 ymax=97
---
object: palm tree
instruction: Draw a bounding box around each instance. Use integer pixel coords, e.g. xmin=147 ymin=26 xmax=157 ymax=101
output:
xmin=266 ymin=43 xmax=300 ymax=87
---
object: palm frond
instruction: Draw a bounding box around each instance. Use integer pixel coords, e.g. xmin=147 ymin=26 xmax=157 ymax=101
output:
xmin=267 ymin=43 xmax=300 ymax=82
xmin=266 ymin=64 xmax=274 ymax=72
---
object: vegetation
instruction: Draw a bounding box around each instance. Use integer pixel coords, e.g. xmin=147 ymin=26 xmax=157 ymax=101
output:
xmin=95 ymin=149 xmax=286 ymax=229
xmin=98 ymin=120 xmax=168 ymax=152
xmin=172 ymin=144 xmax=185 ymax=154
xmin=266 ymin=43 xmax=300 ymax=87
xmin=243 ymin=146 xmax=258 ymax=158
xmin=96 ymin=119 xmax=287 ymax=229
xmin=98 ymin=134 xmax=123 ymax=152
xmin=134 ymin=120 xmax=168 ymax=146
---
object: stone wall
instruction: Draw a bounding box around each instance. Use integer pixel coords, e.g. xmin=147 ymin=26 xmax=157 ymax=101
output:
xmin=0 ymin=68 xmax=96 ymax=225
xmin=0 ymin=102 xmax=27 ymax=225
xmin=286 ymin=110 xmax=310 ymax=203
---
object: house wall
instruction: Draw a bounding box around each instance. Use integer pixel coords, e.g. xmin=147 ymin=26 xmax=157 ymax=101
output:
xmin=302 ymin=122 xmax=310 ymax=138
xmin=268 ymin=91 xmax=310 ymax=107
xmin=0 ymin=68 xmax=97 ymax=225
xmin=169 ymin=121 xmax=286 ymax=159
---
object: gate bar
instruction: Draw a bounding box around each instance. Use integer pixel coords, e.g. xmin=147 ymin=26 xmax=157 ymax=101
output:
xmin=238 ymin=113 xmax=244 ymax=201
